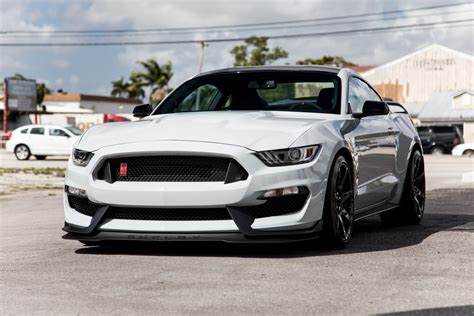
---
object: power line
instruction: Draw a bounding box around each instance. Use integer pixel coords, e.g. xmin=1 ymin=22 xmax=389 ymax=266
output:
xmin=1 ymin=19 xmax=471 ymax=47
xmin=2 ymin=9 xmax=470 ymax=39
xmin=1 ymin=2 xmax=470 ymax=35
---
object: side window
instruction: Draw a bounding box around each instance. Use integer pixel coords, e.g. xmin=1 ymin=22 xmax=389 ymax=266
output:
xmin=20 ymin=128 xmax=28 ymax=134
xmin=174 ymin=84 xmax=223 ymax=112
xmin=348 ymin=77 xmax=382 ymax=113
xmin=49 ymin=128 xmax=69 ymax=137
xmin=30 ymin=127 xmax=44 ymax=135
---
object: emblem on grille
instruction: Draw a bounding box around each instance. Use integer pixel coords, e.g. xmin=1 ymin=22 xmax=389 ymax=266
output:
xmin=119 ymin=163 xmax=128 ymax=176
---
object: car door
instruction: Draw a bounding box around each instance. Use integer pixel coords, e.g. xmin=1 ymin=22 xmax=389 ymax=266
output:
xmin=347 ymin=77 xmax=398 ymax=210
xmin=27 ymin=126 xmax=48 ymax=154
xmin=48 ymin=127 xmax=73 ymax=154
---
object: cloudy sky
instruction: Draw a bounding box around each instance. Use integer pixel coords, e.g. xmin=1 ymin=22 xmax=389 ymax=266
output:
xmin=0 ymin=0 xmax=472 ymax=98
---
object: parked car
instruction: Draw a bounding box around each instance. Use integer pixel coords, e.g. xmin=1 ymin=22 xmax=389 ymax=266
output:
xmin=6 ymin=124 xmax=82 ymax=160
xmin=416 ymin=125 xmax=463 ymax=154
xmin=452 ymin=143 xmax=474 ymax=156
xmin=63 ymin=66 xmax=425 ymax=249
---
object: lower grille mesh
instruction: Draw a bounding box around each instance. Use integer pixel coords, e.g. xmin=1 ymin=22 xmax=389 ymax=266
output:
xmin=248 ymin=194 xmax=308 ymax=218
xmin=67 ymin=192 xmax=308 ymax=221
xmin=68 ymin=195 xmax=102 ymax=217
xmin=106 ymin=207 xmax=232 ymax=221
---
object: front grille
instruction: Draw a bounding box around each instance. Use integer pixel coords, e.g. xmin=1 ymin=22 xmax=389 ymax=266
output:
xmin=97 ymin=156 xmax=248 ymax=183
xmin=247 ymin=193 xmax=309 ymax=218
xmin=68 ymin=195 xmax=102 ymax=217
xmin=106 ymin=207 xmax=232 ymax=221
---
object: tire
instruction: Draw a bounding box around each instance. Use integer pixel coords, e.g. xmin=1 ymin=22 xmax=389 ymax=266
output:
xmin=380 ymin=149 xmax=425 ymax=225
xmin=321 ymin=155 xmax=355 ymax=249
xmin=429 ymin=146 xmax=444 ymax=155
xmin=463 ymin=150 xmax=474 ymax=157
xmin=34 ymin=155 xmax=47 ymax=160
xmin=15 ymin=144 xmax=31 ymax=160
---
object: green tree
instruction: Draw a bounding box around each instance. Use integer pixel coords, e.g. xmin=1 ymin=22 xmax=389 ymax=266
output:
xmin=111 ymin=77 xmax=130 ymax=98
xmin=111 ymin=58 xmax=173 ymax=103
xmin=127 ymin=72 xmax=146 ymax=99
xmin=10 ymin=73 xmax=51 ymax=105
xmin=230 ymin=36 xmax=288 ymax=66
xmin=296 ymin=56 xmax=357 ymax=67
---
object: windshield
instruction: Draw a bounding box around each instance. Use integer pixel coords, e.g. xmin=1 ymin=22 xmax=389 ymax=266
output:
xmin=65 ymin=126 xmax=83 ymax=136
xmin=154 ymin=72 xmax=340 ymax=115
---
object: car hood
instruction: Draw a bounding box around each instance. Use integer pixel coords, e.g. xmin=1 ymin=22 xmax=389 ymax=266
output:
xmin=77 ymin=111 xmax=337 ymax=152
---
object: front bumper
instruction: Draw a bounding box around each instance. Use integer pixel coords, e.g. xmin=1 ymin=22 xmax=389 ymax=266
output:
xmin=63 ymin=141 xmax=328 ymax=242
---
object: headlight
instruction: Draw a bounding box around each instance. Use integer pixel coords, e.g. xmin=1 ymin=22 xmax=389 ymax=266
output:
xmin=72 ymin=149 xmax=94 ymax=167
xmin=255 ymin=145 xmax=320 ymax=166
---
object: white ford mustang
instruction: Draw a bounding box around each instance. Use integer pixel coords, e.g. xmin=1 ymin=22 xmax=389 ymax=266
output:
xmin=63 ymin=66 xmax=425 ymax=249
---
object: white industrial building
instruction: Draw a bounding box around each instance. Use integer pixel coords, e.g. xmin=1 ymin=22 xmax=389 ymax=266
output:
xmin=362 ymin=44 xmax=474 ymax=142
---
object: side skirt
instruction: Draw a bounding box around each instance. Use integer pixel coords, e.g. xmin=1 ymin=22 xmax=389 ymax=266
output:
xmin=354 ymin=203 xmax=399 ymax=221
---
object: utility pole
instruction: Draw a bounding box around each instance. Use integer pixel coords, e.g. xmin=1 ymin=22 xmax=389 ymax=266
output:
xmin=198 ymin=41 xmax=208 ymax=73
xmin=194 ymin=41 xmax=208 ymax=110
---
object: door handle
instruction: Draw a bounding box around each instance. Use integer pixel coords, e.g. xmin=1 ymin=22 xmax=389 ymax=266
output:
xmin=388 ymin=128 xmax=395 ymax=136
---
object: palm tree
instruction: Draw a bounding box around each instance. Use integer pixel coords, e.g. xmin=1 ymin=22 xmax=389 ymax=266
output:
xmin=135 ymin=59 xmax=173 ymax=103
xmin=127 ymin=72 xmax=146 ymax=99
xmin=111 ymin=77 xmax=130 ymax=98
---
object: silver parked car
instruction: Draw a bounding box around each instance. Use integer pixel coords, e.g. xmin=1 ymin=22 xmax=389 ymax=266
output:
xmin=63 ymin=66 xmax=425 ymax=249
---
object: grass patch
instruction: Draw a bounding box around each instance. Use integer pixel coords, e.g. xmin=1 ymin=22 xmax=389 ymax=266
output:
xmin=0 ymin=167 xmax=66 ymax=177
xmin=11 ymin=184 xmax=64 ymax=191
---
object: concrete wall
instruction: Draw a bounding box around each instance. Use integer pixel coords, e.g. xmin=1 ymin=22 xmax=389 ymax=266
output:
xmin=453 ymin=92 xmax=474 ymax=111
xmin=463 ymin=122 xmax=474 ymax=143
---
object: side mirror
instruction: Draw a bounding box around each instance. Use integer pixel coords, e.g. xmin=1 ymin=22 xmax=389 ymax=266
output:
xmin=353 ymin=101 xmax=389 ymax=118
xmin=133 ymin=103 xmax=152 ymax=118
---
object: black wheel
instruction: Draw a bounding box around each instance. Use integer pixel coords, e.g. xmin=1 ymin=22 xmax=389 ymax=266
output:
xmin=429 ymin=146 xmax=444 ymax=155
xmin=15 ymin=144 xmax=31 ymax=160
xmin=380 ymin=149 xmax=425 ymax=225
xmin=463 ymin=150 xmax=474 ymax=157
xmin=34 ymin=155 xmax=47 ymax=160
xmin=321 ymin=155 xmax=354 ymax=249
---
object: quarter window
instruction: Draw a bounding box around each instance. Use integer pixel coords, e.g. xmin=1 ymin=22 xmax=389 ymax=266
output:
xmin=49 ymin=128 xmax=69 ymax=137
xmin=30 ymin=127 xmax=44 ymax=135
xmin=348 ymin=77 xmax=382 ymax=113
xmin=174 ymin=84 xmax=223 ymax=112
xmin=20 ymin=128 xmax=28 ymax=134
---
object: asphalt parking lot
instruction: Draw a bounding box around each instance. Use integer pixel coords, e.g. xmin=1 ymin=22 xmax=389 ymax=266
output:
xmin=1 ymin=151 xmax=473 ymax=314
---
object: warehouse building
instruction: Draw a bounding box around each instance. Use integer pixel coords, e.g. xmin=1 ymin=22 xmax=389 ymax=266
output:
xmin=362 ymin=43 xmax=474 ymax=142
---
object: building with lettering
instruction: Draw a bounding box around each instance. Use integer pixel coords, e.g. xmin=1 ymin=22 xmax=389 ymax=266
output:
xmin=362 ymin=44 xmax=474 ymax=143
xmin=363 ymin=44 xmax=473 ymax=115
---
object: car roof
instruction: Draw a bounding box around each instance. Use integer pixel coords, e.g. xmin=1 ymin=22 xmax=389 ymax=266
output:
xmin=195 ymin=65 xmax=342 ymax=78
xmin=16 ymin=124 xmax=69 ymax=129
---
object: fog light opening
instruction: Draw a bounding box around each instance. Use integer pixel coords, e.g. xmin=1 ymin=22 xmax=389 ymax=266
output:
xmin=67 ymin=186 xmax=87 ymax=198
xmin=263 ymin=186 xmax=300 ymax=198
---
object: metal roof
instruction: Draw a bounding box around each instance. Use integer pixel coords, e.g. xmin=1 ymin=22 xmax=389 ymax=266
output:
xmin=418 ymin=90 xmax=474 ymax=122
